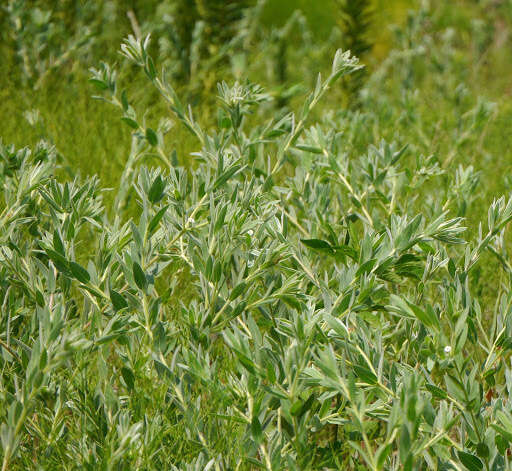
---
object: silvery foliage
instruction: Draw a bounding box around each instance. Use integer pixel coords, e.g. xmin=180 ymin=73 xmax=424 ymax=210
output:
xmin=2 ymin=0 xmax=119 ymax=89
xmin=1 ymin=16 xmax=512 ymax=471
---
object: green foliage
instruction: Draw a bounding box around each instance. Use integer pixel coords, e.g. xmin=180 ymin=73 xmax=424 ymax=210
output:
xmin=0 ymin=0 xmax=118 ymax=89
xmin=335 ymin=0 xmax=374 ymax=60
xmin=146 ymin=0 xmax=254 ymax=85
xmin=334 ymin=0 xmax=374 ymax=101
xmin=2 ymin=0 xmax=512 ymax=469
xmin=195 ymin=0 xmax=252 ymax=48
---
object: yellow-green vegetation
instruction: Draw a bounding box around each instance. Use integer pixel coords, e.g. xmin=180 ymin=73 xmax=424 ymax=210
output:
xmin=1 ymin=0 xmax=512 ymax=469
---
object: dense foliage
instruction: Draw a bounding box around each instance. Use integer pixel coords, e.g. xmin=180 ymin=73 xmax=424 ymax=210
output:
xmin=2 ymin=0 xmax=512 ymax=469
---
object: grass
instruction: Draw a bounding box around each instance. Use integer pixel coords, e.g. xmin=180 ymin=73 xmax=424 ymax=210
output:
xmin=0 ymin=0 xmax=415 ymax=186
xmin=1 ymin=0 xmax=508 ymax=203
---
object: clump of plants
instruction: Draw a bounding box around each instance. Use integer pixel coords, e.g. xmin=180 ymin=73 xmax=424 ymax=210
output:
xmin=0 ymin=0 xmax=118 ymax=88
xmin=2 ymin=9 xmax=512 ymax=471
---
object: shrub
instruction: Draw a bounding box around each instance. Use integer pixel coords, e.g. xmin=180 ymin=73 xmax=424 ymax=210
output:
xmin=1 ymin=5 xmax=512 ymax=471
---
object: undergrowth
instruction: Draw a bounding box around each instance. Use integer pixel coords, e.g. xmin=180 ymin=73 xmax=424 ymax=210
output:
xmin=2 ymin=1 xmax=512 ymax=470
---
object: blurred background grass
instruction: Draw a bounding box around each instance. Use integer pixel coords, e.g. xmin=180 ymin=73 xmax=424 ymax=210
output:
xmin=0 ymin=0 xmax=414 ymax=187
xmin=0 ymin=0 xmax=510 ymax=216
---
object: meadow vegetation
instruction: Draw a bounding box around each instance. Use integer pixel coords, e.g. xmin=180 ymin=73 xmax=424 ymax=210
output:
xmin=1 ymin=0 xmax=512 ymax=469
